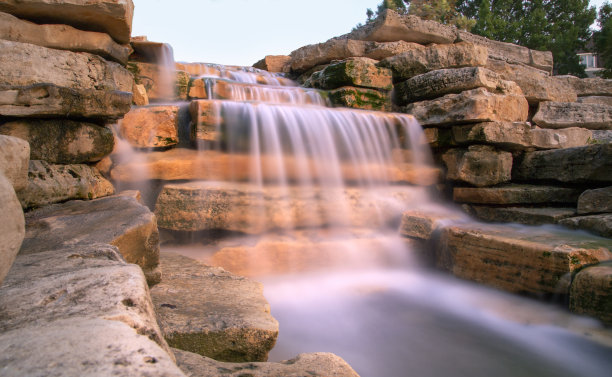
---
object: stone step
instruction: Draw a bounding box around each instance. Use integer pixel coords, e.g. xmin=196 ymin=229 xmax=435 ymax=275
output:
xmin=176 ymin=62 xmax=296 ymax=87
xmin=400 ymin=210 xmax=612 ymax=296
xmin=570 ymin=261 xmax=612 ymax=325
xmin=453 ymin=184 xmax=584 ymax=205
xmin=559 ymin=214 xmax=612 ymax=238
xmin=154 ymin=182 xmax=431 ymax=234
xmin=110 ymin=148 xmax=440 ymax=186
xmin=173 ymin=348 xmax=359 ymax=377
xmin=463 ymin=205 xmax=577 ymax=226
xmin=533 ymin=102 xmax=612 ymax=130
xmin=150 ymin=253 xmax=278 ymax=362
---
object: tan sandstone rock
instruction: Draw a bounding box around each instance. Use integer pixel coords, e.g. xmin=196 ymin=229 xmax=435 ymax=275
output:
xmin=0 ymin=134 xmax=30 ymax=191
xmin=328 ymin=86 xmax=391 ymax=111
xmin=132 ymin=82 xmax=149 ymax=106
xmin=129 ymin=61 xmax=189 ymax=101
xmin=0 ymin=11 xmax=131 ymax=64
xmin=402 ymin=88 xmax=528 ymax=127
xmin=0 ymin=0 xmax=135 ymax=44
xmin=119 ymin=106 xmax=180 ymax=148
xmin=442 ymin=145 xmax=513 ymax=187
xmin=20 ymin=194 xmax=161 ymax=285
xmin=253 ymin=55 xmax=291 ymax=72
xmin=453 ymin=184 xmax=583 ymax=205
xmin=0 ymin=119 xmax=114 ymax=164
xmin=151 ymin=253 xmax=279 ymax=362
xmin=556 ymin=76 xmax=612 ymax=97
xmin=306 ymin=58 xmax=393 ymax=90
xmin=570 ymin=262 xmax=612 ymax=325
xmin=559 ymin=214 xmax=612 ymax=238
xmin=577 ymin=186 xmax=612 ymax=215
xmin=577 ymin=96 xmax=612 ymax=106
xmin=0 ymin=174 xmax=24 ymax=286
xmin=533 ymin=102 xmax=612 ymax=130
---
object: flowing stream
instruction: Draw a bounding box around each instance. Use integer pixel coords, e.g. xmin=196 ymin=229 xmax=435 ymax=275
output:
xmin=116 ymin=63 xmax=612 ymax=377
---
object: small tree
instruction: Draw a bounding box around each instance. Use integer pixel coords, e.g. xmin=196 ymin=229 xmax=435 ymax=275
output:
xmin=408 ymin=0 xmax=476 ymax=30
xmin=595 ymin=2 xmax=612 ymax=78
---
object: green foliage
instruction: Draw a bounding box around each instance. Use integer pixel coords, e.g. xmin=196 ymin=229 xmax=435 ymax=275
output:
xmin=595 ymin=2 xmax=612 ymax=78
xmin=407 ymin=0 xmax=475 ymax=30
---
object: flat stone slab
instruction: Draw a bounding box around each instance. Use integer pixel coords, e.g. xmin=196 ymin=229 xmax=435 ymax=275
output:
xmin=0 ymin=119 xmax=114 ymax=164
xmin=556 ymin=76 xmax=612 ymax=97
xmin=453 ymin=184 xmax=583 ymax=205
xmin=173 ymin=348 xmax=359 ymax=377
xmin=570 ymin=261 xmax=612 ymax=325
xmin=559 ymin=214 xmax=612 ymax=238
xmin=306 ymin=57 xmax=393 ymax=90
xmin=402 ymin=88 xmax=529 ymax=127
xmin=442 ymin=145 xmax=513 ymax=187
xmin=578 ymin=96 xmax=612 ymax=106
xmin=150 ymin=253 xmax=279 ymax=362
xmin=154 ymin=182 xmax=429 ymax=234
xmin=577 ymin=186 xmax=612 ymax=214
xmin=128 ymin=61 xmax=189 ymax=101
xmin=513 ymin=144 xmax=612 ymax=184
xmin=464 ymin=205 xmax=577 ymax=226
xmin=20 ymin=194 xmax=161 ymax=285
xmin=119 ymin=105 xmax=180 ymax=148
xmin=252 ymin=55 xmax=291 ymax=73
xmin=533 ymin=102 xmax=612 ymax=130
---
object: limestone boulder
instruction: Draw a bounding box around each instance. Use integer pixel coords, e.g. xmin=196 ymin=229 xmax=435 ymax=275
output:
xmin=378 ymin=42 xmax=489 ymax=82
xmin=486 ymin=60 xmax=576 ymax=104
xmin=348 ymin=9 xmax=457 ymax=45
xmin=533 ymin=102 xmax=612 ymax=130
xmin=399 ymin=209 xmax=465 ymax=240
xmin=453 ymin=184 xmax=583 ymax=205
xmin=174 ymin=349 xmax=359 ymax=377
xmin=0 ymin=11 xmax=131 ymax=64
xmin=119 ymin=106 xmax=180 ymax=148
xmin=513 ymin=144 xmax=612 ymax=184
xmin=463 ymin=205 xmax=576 ymax=226
xmin=402 ymin=88 xmax=529 ymax=127
xmin=570 ymin=262 xmax=612 ymax=325
xmin=129 ymin=61 xmax=189 ymax=101
xmin=328 ymin=86 xmax=391 ymax=111
xmin=306 ymin=58 xmax=392 ymax=90
xmin=0 ymin=0 xmax=135 ymax=44
xmin=151 ymin=253 xmax=278 ymax=362
xmin=0 ymin=135 xmax=30 ymax=191
xmin=577 ymin=187 xmax=612 ymax=214
xmin=457 ymin=30 xmax=553 ymax=72
xmin=20 ymin=194 xmax=161 ymax=285
xmin=0 ymin=40 xmax=132 ymax=92
xmin=18 ymin=160 xmax=114 ymax=209
xmin=442 ymin=145 xmax=513 ymax=187
xmin=0 ymin=174 xmax=24 ymax=286
xmin=559 ymin=214 xmax=612 ymax=238
xmin=133 ymin=82 xmax=149 ymax=106
xmin=253 ymin=55 xmax=291 ymax=73
xmin=556 ymin=76 xmax=612 ymax=97
xmin=189 ymin=100 xmax=222 ymax=143
xmin=394 ymin=67 xmax=522 ymax=105
xmin=130 ymin=39 xmax=174 ymax=64
xmin=577 ymin=96 xmax=612 ymax=106
xmin=0 ymin=84 xmax=132 ymax=121
xmin=452 ymin=122 xmax=592 ymax=150
xmin=0 ymin=120 xmax=114 ymax=164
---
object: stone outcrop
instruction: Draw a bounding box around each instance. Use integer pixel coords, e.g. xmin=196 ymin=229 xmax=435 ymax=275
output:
xmin=394 ymin=67 xmax=522 ymax=105
xmin=20 ymin=194 xmax=161 ymax=285
xmin=0 ymin=120 xmax=114 ymax=164
xmin=403 ymin=88 xmax=528 ymax=127
xmin=0 ymin=174 xmax=25 ymax=285
xmin=119 ymin=106 xmax=180 ymax=148
xmin=133 ymin=82 xmax=149 ymax=105
xmin=451 ymin=122 xmax=592 ymax=150
xmin=463 ymin=205 xmax=576 ymax=225
xmin=442 ymin=145 xmax=513 ymax=187
xmin=399 ymin=208 xmax=465 ymax=240
xmin=306 ymin=58 xmax=393 ymax=90
xmin=559 ymin=214 xmax=612 ymax=238
xmin=0 ymin=135 xmax=30 ymax=191
xmin=556 ymin=76 xmax=612 ymax=97
xmin=253 ymin=55 xmax=291 ymax=73
xmin=378 ymin=42 xmax=489 ymax=82
xmin=532 ymin=102 xmax=612 ymax=130
xmin=174 ymin=349 xmax=360 ymax=377
xmin=513 ymin=144 xmax=612 ymax=184
xmin=150 ymin=253 xmax=279 ymax=362
xmin=577 ymin=96 xmax=612 ymax=106
xmin=17 ymin=160 xmax=114 ymax=209
xmin=453 ymin=184 xmax=583 ymax=205
xmin=570 ymin=262 xmax=612 ymax=325
xmin=129 ymin=61 xmax=189 ymax=101
xmin=189 ymin=100 xmax=222 ymax=142
xmin=577 ymin=187 xmax=612 ymax=215
xmin=0 ymin=84 xmax=132 ymax=121
xmin=328 ymin=86 xmax=391 ymax=111
xmin=0 ymin=0 xmax=135 ymax=44
xmin=0 ymin=11 xmax=131 ymax=64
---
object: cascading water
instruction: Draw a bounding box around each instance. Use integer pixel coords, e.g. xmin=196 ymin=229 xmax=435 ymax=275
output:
xmin=113 ymin=64 xmax=612 ymax=377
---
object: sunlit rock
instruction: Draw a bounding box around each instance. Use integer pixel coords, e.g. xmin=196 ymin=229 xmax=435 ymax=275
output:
xmin=0 ymin=119 xmax=114 ymax=164
xmin=533 ymin=102 xmax=612 ymax=130
xmin=150 ymin=253 xmax=278 ymax=362
xmin=442 ymin=145 xmax=512 ymax=187
xmin=306 ymin=58 xmax=393 ymax=90
xmin=132 ymin=82 xmax=149 ymax=105
xmin=129 ymin=61 xmax=189 ymax=101
xmin=328 ymin=86 xmax=391 ymax=111
xmin=577 ymin=186 xmax=612 ymax=215
xmin=570 ymin=262 xmax=612 ymax=325
xmin=577 ymin=96 xmax=612 ymax=106
xmin=556 ymin=76 xmax=612 ymax=97
xmin=453 ymin=184 xmax=583 ymax=205
xmin=399 ymin=209 xmax=465 ymax=240
xmin=0 ymin=173 xmax=24 ymax=286
xmin=252 ymin=55 xmax=291 ymax=73
xmin=0 ymin=135 xmax=30 ymax=191
xmin=119 ymin=105 xmax=180 ymax=148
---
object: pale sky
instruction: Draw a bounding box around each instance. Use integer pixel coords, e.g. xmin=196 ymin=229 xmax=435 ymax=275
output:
xmin=131 ymin=0 xmax=609 ymax=67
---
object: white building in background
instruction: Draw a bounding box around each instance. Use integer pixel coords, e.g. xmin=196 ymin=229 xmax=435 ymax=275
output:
xmin=577 ymin=52 xmax=604 ymax=77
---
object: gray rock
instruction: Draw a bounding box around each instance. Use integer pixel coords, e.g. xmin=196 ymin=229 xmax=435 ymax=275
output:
xmin=0 ymin=134 xmax=30 ymax=191
xmin=20 ymin=194 xmax=161 ymax=285
xmin=151 ymin=253 xmax=279 ymax=362
xmin=174 ymin=348 xmax=360 ymax=377
xmin=442 ymin=145 xmax=513 ymax=187
xmin=402 ymin=88 xmax=528 ymax=127
xmin=559 ymin=214 xmax=612 ymax=238
xmin=0 ymin=173 xmax=24 ymax=285
xmin=17 ymin=160 xmax=114 ymax=209
xmin=453 ymin=184 xmax=583 ymax=205
xmin=0 ymin=119 xmax=114 ymax=164
xmin=570 ymin=262 xmax=612 ymax=325
xmin=0 ymin=11 xmax=131 ymax=64
xmin=591 ymin=130 xmax=612 ymax=144
xmin=378 ymin=42 xmax=488 ymax=82
xmin=0 ymin=83 xmax=132 ymax=121
xmin=533 ymin=102 xmax=612 ymax=130
xmin=577 ymin=187 xmax=612 ymax=214
xmin=0 ymin=39 xmax=132 ymax=92
xmin=464 ymin=205 xmax=576 ymax=225
xmin=0 ymin=0 xmax=135 ymax=44
xmin=556 ymin=76 xmax=612 ymax=97
xmin=394 ymin=67 xmax=521 ymax=105
xmin=577 ymin=96 xmax=612 ymax=106
xmin=328 ymin=86 xmax=391 ymax=111
xmin=306 ymin=57 xmax=393 ymax=90
xmin=513 ymin=144 xmax=612 ymax=183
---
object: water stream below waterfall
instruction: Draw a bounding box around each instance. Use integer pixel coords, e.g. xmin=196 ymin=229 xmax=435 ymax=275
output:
xmin=116 ymin=64 xmax=612 ymax=377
